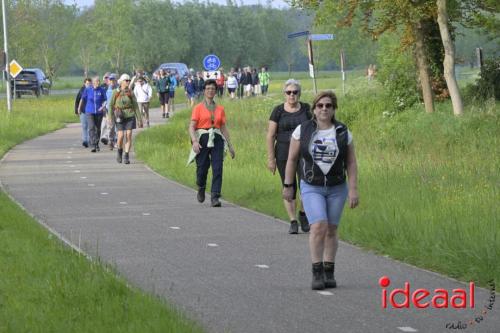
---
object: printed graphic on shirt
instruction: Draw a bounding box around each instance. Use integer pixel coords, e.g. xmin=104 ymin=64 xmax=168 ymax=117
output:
xmin=310 ymin=128 xmax=338 ymax=175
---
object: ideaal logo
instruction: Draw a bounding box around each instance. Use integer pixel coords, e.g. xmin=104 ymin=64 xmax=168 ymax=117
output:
xmin=379 ymin=276 xmax=496 ymax=330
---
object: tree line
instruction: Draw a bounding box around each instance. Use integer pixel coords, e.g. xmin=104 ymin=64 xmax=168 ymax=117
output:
xmin=5 ymin=0 xmax=318 ymax=79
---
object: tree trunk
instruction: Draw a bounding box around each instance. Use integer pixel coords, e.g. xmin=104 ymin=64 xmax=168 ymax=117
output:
xmin=436 ymin=0 xmax=464 ymax=116
xmin=414 ymin=21 xmax=435 ymax=113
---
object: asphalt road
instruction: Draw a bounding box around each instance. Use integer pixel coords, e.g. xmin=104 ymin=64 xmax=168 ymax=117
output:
xmin=0 ymin=108 xmax=498 ymax=333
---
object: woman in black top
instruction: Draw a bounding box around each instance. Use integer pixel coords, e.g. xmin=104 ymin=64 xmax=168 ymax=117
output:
xmin=266 ymin=79 xmax=312 ymax=234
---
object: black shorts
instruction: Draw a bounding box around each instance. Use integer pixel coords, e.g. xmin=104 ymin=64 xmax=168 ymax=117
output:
xmin=168 ymin=91 xmax=175 ymax=98
xmin=116 ymin=117 xmax=136 ymax=131
xmin=159 ymin=92 xmax=169 ymax=105
xmin=228 ymin=88 xmax=236 ymax=93
xmin=276 ymin=159 xmax=298 ymax=200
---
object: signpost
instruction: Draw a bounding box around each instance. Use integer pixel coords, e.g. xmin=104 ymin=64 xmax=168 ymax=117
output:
xmin=288 ymin=31 xmax=335 ymax=94
xmin=203 ymin=54 xmax=221 ymax=71
xmin=340 ymin=49 xmax=346 ymax=95
xmin=2 ymin=0 xmax=12 ymax=111
xmin=9 ymin=59 xmax=22 ymax=78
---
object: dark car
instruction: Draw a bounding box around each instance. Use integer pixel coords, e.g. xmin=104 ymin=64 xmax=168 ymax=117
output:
xmin=11 ymin=68 xmax=51 ymax=98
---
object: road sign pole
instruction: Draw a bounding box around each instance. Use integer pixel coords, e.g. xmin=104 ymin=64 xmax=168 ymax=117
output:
xmin=307 ymin=38 xmax=317 ymax=95
xmin=2 ymin=0 xmax=12 ymax=112
xmin=340 ymin=49 xmax=346 ymax=96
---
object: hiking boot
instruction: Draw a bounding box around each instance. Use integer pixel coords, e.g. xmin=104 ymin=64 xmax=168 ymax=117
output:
xmin=211 ymin=193 xmax=221 ymax=207
xmin=288 ymin=220 xmax=299 ymax=234
xmin=298 ymin=211 xmax=310 ymax=232
xmin=96 ymin=144 xmax=100 ymax=152
xmin=101 ymin=137 xmax=108 ymax=145
xmin=82 ymin=141 xmax=88 ymax=148
xmin=312 ymin=263 xmax=325 ymax=290
xmin=91 ymin=146 xmax=96 ymax=153
xmin=324 ymin=262 xmax=337 ymax=288
xmin=124 ymin=152 xmax=130 ymax=164
xmin=197 ymin=187 xmax=205 ymax=203
xmin=116 ymin=149 xmax=123 ymax=163
xmin=162 ymin=112 xmax=166 ymax=118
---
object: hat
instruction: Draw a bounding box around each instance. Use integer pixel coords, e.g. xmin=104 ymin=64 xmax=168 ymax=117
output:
xmin=103 ymin=72 xmax=111 ymax=80
xmin=108 ymin=74 xmax=116 ymax=80
xmin=118 ymin=73 xmax=131 ymax=84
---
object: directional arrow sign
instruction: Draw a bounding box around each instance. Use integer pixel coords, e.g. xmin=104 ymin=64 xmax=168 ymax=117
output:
xmin=9 ymin=60 xmax=23 ymax=78
xmin=287 ymin=30 xmax=309 ymax=39
xmin=309 ymin=34 xmax=335 ymax=41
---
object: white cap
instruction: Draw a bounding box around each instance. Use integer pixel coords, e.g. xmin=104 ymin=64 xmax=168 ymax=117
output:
xmin=118 ymin=73 xmax=131 ymax=84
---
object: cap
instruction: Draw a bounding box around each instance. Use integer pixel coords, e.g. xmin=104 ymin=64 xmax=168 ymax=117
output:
xmin=118 ymin=73 xmax=131 ymax=84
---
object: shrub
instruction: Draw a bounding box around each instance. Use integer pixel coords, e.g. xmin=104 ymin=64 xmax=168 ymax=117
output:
xmin=464 ymin=57 xmax=500 ymax=102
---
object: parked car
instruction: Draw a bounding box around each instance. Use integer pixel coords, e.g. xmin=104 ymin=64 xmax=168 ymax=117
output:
xmin=155 ymin=63 xmax=190 ymax=84
xmin=11 ymin=68 xmax=51 ymax=98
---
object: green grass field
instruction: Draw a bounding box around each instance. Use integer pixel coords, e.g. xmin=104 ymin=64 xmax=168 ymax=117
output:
xmin=135 ymin=74 xmax=499 ymax=288
xmin=0 ymin=97 xmax=203 ymax=332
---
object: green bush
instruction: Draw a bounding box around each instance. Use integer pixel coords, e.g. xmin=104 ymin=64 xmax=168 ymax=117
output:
xmin=464 ymin=57 xmax=500 ymax=102
xmin=376 ymin=33 xmax=420 ymax=113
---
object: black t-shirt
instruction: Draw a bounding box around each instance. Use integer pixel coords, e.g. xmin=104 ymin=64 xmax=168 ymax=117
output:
xmin=269 ymin=102 xmax=311 ymax=160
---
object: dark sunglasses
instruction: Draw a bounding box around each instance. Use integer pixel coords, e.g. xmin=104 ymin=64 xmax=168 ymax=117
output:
xmin=316 ymin=103 xmax=333 ymax=109
xmin=125 ymin=79 xmax=131 ymax=82
xmin=285 ymin=90 xmax=299 ymax=95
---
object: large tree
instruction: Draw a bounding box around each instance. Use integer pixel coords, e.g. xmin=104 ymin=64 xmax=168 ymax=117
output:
xmin=291 ymin=0 xmax=499 ymax=115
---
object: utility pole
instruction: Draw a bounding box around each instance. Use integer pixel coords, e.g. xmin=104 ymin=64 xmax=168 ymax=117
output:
xmin=2 ymin=0 xmax=12 ymax=112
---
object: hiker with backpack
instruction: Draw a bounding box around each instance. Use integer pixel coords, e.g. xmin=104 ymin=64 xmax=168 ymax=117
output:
xmin=108 ymin=74 xmax=143 ymax=165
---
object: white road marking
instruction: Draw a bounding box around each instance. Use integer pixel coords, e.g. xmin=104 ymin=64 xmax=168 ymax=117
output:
xmin=67 ymin=151 xmax=72 ymax=154
xmin=207 ymin=243 xmax=218 ymax=247
xmin=317 ymin=291 xmax=334 ymax=296
xmin=255 ymin=265 xmax=269 ymax=269
xmin=170 ymin=227 xmax=181 ymax=230
xmin=142 ymin=213 xmax=151 ymax=216
xmin=101 ymin=192 xmax=108 ymax=195
xmin=397 ymin=327 xmax=418 ymax=332
xmin=66 ymin=156 xmax=71 ymax=159
xmin=80 ymin=176 xmax=87 ymax=179
xmin=88 ymin=184 xmax=95 ymax=187
xmin=69 ymin=165 xmax=75 ymax=168
xmin=119 ymin=202 xmax=127 ymax=205
xmin=65 ymin=161 xmax=72 ymax=163
xmin=74 ymin=170 xmax=81 ymax=173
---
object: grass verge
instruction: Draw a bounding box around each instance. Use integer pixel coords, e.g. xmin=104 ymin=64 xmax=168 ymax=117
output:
xmin=0 ymin=96 xmax=203 ymax=333
xmin=135 ymin=77 xmax=499 ymax=288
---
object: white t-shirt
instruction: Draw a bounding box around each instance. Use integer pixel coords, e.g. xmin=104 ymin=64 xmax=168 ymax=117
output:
xmin=292 ymin=124 xmax=353 ymax=175
xmin=227 ymin=76 xmax=238 ymax=89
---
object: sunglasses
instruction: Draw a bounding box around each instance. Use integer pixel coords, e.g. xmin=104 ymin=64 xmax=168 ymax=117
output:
xmin=285 ymin=90 xmax=299 ymax=95
xmin=316 ymin=103 xmax=333 ymax=109
xmin=125 ymin=79 xmax=131 ymax=82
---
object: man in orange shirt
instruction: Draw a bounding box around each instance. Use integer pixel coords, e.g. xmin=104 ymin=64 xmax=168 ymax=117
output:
xmin=188 ymin=80 xmax=235 ymax=207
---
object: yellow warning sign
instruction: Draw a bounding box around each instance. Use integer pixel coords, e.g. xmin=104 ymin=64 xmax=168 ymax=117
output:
xmin=9 ymin=60 xmax=23 ymax=78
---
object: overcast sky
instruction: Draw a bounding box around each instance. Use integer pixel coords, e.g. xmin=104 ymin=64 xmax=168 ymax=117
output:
xmin=66 ymin=0 xmax=290 ymax=9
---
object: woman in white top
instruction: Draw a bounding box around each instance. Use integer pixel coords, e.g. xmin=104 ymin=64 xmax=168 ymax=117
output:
xmin=283 ymin=90 xmax=359 ymax=290
xmin=133 ymin=77 xmax=153 ymax=127
xmin=226 ymin=73 xmax=238 ymax=100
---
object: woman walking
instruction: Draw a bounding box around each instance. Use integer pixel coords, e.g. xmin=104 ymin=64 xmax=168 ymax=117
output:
xmin=75 ymin=78 xmax=91 ymax=148
xmin=78 ymin=76 xmax=107 ymax=153
xmin=133 ymin=76 xmax=153 ymax=127
xmin=188 ymin=80 xmax=235 ymax=207
xmin=108 ymin=74 xmax=143 ymax=165
xmin=283 ymin=91 xmax=359 ymax=290
xmin=266 ymin=79 xmax=311 ymax=234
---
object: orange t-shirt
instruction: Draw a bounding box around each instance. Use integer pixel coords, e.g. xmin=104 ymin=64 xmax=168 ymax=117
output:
xmin=191 ymin=103 xmax=226 ymax=129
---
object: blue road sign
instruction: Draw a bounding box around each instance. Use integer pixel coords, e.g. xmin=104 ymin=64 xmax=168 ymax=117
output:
xmin=287 ymin=30 xmax=310 ymax=39
xmin=203 ymin=54 xmax=221 ymax=71
xmin=309 ymin=34 xmax=335 ymax=41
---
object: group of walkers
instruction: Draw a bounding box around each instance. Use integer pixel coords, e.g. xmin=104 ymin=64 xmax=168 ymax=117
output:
xmin=75 ymin=71 xmax=359 ymax=291
xmin=75 ymin=72 xmax=149 ymax=164
xmin=188 ymin=78 xmax=359 ymax=290
xmin=213 ymin=66 xmax=270 ymax=99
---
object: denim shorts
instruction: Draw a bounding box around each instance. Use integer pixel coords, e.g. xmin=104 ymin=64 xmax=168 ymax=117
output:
xmin=300 ymin=180 xmax=348 ymax=225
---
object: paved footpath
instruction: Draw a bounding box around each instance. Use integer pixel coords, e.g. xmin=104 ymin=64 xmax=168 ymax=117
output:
xmin=0 ymin=107 xmax=498 ymax=333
